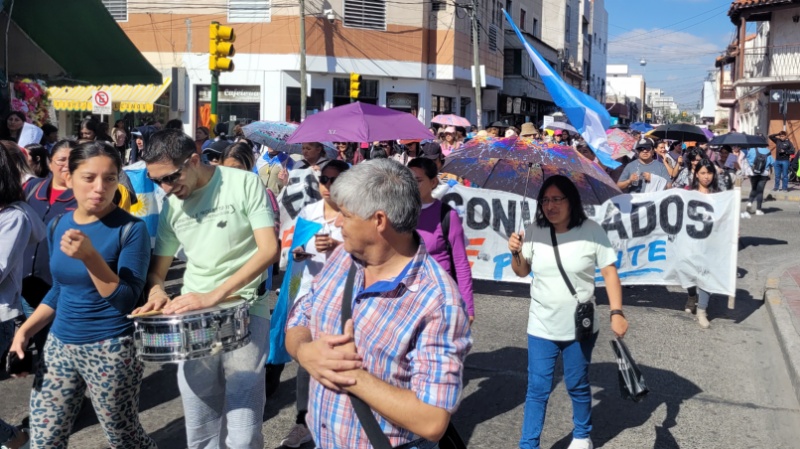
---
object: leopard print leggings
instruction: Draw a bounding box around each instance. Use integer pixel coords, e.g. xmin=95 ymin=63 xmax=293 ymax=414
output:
xmin=29 ymin=334 xmax=157 ymax=449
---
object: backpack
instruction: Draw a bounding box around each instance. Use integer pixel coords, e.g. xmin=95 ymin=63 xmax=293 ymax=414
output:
xmin=752 ymin=150 xmax=768 ymax=175
xmin=440 ymin=202 xmax=457 ymax=285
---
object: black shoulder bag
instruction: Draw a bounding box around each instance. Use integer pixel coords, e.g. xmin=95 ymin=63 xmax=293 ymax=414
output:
xmin=341 ymin=264 xmax=466 ymax=449
xmin=550 ymin=226 xmax=595 ymax=342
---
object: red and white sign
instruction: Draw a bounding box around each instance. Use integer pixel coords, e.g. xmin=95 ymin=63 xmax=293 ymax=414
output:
xmin=92 ymin=90 xmax=112 ymax=115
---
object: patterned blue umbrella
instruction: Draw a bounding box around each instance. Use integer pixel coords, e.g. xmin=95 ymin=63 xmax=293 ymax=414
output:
xmin=242 ymin=121 xmax=337 ymax=159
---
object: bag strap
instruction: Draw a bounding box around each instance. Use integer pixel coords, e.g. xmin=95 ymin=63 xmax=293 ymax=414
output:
xmin=549 ymin=225 xmax=578 ymax=301
xmin=25 ymin=179 xmax=45 ymax=202
xmin=47 ymin=214 xmax=63 ymax=253
xmin=341 ymin=263 xmax=393 ymax=449
xmin=440 ymin=202 xmax=458 ymax=284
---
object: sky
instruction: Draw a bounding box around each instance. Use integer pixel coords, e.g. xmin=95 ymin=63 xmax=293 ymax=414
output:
xmin=604 ymin=0 xmax=740 ymax=112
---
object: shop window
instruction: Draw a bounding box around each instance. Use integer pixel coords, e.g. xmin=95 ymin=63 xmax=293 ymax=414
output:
xmin=102 ymin=0 xmax=127 ymax=22
xmin=286 ymin=88 xmax=325 ymax=123
xmin=344 ymin=0 xmax=386 ymax=31
xmin=333 ymin=78 xmax=378 ymax=106
xmin=460 ymin=97 xmax=471 ymax=119
xmin=431 ymin=95 xmax=453 ymax=115
xmin=228 ymin=0 xmax=271 ymax=23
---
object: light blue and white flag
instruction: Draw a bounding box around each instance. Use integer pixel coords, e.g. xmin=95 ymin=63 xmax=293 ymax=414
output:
xmin=502 ymin=9 xmax=620 ymax=169
xmin=254 ymin=150 xmax=294 ymax=174
xmin=124 ymin=161 xmax=161 ymax=245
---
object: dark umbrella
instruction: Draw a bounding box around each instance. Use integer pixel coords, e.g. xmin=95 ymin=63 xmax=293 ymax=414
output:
xmin=647 ymin=124 xmax=709 ymax=143
xmin=441 ymin=136 xmax=621 ymax=205
xmin=708 ymin=132 xmax=768 ymax=148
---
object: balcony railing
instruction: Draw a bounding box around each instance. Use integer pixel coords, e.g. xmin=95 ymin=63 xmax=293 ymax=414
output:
xmin=742 ymin=44 xmax=800 ymax=80
xmin=720 ymin=85 xmax=735 ymax=100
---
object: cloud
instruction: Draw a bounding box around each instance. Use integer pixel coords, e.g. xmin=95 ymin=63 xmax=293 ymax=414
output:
xmin=607 ymin=29 xmax=724 ymax=109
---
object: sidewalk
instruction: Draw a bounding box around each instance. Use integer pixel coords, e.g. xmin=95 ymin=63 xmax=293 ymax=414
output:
xmin=739 ymin=178 xmax=800 ymax=203
xmin=765 ymin=267 xmax=800 ymax=407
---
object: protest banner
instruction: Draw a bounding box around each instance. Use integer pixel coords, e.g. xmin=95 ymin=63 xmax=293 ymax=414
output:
xmin=277 ymin=169 xmax=739 ymax=296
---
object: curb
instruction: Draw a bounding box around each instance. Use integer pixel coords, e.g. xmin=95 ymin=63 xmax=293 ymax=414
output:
xmin=766 ymin=192 xmax=800 ymax=203
xmin=764 ymin=269 xmax=800 ymax=407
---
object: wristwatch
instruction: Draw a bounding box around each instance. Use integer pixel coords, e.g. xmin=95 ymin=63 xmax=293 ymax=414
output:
xmin=610 ymin=309 xmax=625 ymax=320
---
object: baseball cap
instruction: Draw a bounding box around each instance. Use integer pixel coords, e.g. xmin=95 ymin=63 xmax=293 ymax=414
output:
xmin=635 ymin=137 xmax=656 ymax=150
xmin=421 ymin=141 xmax=443 ymax=160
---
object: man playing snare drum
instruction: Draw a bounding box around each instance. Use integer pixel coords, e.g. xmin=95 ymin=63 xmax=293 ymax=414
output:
xmin=132 ymin=129 xmax=279 ymax=448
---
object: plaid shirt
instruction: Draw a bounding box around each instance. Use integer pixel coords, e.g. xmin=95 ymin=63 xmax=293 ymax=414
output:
xmin=287 ymin=240 xmax=472 ymax=449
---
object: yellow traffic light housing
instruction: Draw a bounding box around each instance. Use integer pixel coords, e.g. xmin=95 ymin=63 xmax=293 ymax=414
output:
xmin=349 ymin=73 xmax=362 ymax=99
xmin=209 ymin=22 xmax=236 ymax=72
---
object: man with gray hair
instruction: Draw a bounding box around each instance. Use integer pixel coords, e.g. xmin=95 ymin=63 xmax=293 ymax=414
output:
xmin=286 ymin=159 xmax=472 ymax=449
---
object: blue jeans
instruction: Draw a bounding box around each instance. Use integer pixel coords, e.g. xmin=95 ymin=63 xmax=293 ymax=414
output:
xmin=520 ymin=333 xmax=598 ymax=449
xmin=774 ymin=159 xmax=790 ymax=190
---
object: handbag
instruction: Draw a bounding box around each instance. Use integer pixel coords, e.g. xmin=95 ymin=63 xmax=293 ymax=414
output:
xmin=610 ymin=337 xmax=649 ymax=402
xmin=341 ymin=264 xmax=466 ymax=449
xmin=550 ymin=226 xmax=595 ymax=342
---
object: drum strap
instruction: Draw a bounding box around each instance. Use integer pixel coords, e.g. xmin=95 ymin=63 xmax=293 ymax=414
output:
xmin=340 ymin=263 xmax=393 ymax=449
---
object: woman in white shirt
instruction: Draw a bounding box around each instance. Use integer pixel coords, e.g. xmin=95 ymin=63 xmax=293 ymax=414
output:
xmin=279 ymin=159 xmax=350 ymax=448
xmin=508 ymin=175 xmax=628 ymax=449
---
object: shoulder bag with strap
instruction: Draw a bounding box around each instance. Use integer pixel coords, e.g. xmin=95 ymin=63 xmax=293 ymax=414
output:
xmin=550 ymin=226 xmax=595 ymax=342
xmin=341 ymin=264 xmax=466 ymax=449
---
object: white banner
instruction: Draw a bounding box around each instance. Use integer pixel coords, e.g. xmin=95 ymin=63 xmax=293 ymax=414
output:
xmin=277 ymin=168 xmax=322 ymax=268
xmin=277 ymin=169 xmax=740 ymax=296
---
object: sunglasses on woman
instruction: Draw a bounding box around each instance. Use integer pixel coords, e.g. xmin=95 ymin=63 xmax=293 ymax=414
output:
xmin=319 ymin=175 xmax=337 ymax=185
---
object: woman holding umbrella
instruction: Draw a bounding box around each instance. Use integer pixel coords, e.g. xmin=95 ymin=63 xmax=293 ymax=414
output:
xmin=508 ymin=175 xmax=627 ymax=449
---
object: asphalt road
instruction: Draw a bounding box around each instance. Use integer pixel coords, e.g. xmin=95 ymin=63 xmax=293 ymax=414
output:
xmin=3 ymin=194 xmax=800 ymax=448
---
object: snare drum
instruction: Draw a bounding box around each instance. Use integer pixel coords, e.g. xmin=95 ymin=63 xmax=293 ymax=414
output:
xmin=133 ymin=300 xmax=250 ymax=363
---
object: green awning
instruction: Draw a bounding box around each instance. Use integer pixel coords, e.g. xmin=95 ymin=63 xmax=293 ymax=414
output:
xmin=3 ymin=0 xmax=161 ymax=86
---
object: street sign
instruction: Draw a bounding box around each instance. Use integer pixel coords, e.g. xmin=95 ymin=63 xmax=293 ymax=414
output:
xmin=770 ymin=89 xmax=800 ymax=103
xmin=470 ymin=64 xmax=486 ymax=88
xmin=92 ymin=90 xmax=112 ymax=115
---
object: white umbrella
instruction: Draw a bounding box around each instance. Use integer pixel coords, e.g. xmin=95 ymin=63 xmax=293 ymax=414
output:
xmin=545 ymin=121 xmax=579 ymax=134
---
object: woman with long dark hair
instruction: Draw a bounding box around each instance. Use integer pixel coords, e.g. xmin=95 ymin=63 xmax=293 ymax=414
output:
xmin=508 ymin=175 xmax=627 ymax=449
xmin=0 ymin=111 xmax=26 ymax=142
xmin=683 ymin=158 xmax=725 ymax=328
xmin=11 ymin=141 xmax=156 ymax=448
xmin=0 ymin=142 xmax=46 ymax=449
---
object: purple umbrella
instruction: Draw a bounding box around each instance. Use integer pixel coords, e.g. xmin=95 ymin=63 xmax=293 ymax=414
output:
xmin=702 ymin=128 xmax=714 ymax=140
xmin=286 ymin=102 xmax=435 ymax=144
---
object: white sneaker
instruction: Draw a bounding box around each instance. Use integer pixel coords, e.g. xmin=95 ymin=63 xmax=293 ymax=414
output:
xmin=741 ymin=212 xmax=751 ymax=219
xmin=567 ymin=438 xmax=594 ymax=449
xmin=747 ymin=202 xmax=752 ymax=209
xmin=281 ymin=423 xmax=313 ymax=448
xmin=755 ymin=210 xmax=765 ymax=216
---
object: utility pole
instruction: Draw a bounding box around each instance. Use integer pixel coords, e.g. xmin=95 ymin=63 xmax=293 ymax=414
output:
xmin=299 ymin=0 xmax=307 ymax=121
xmin=471 ymin=0 xmax=483 ymax=129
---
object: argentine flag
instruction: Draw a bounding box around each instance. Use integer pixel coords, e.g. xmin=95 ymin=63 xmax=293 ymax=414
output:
xmin=502 ymin=10 xmax=620 ymax=169
xmin=254 ymin=149 xmax=295 ymax=174
xmin=124 ymin=161 xmax=161 ymax=245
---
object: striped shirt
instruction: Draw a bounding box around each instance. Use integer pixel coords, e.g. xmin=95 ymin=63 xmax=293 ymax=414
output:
xmin=287 ymin=240 xmax=472 ymax=449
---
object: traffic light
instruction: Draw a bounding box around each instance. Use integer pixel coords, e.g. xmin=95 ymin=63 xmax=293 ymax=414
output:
xmin=209 ymin=22 xmax=235 ymax=72
xmin=349 ymin=73 xmax=361 ymax=100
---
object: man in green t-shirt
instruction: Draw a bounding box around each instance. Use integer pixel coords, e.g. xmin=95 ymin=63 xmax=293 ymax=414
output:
xmin=133 ymin=129 xmax=279 ymax=448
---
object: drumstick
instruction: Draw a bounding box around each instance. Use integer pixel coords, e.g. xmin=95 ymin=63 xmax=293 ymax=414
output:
xmin=127 ymin=295 xmax=244 ymax=318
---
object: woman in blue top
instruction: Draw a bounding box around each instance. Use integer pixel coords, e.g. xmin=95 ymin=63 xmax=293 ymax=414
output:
xmin=10 ymin=141 xmax=156 ymax=449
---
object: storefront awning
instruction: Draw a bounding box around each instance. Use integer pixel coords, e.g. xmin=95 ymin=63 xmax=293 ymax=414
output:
xmin=49 ymin=78 xmax=172 ymax=113
xmin=3 ymin=0 xmax=161 ymax=86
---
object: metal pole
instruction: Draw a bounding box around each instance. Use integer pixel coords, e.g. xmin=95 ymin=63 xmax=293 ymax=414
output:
xmin=210 ymin=70 xmax=219 ymax=136
xmin=299 ymin=0 xmax=308 ymax=121
xmin=471 ymin=0 xmax=483 ymax=129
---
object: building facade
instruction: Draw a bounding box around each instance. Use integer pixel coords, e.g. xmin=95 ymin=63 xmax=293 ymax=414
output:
xmin=717 ymin=0 xmax=800 ymax=140
xmin=105 ymin=0 xmax=505 ymax=131
xmin=605 ymin=64 xmax=645 ymax=124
